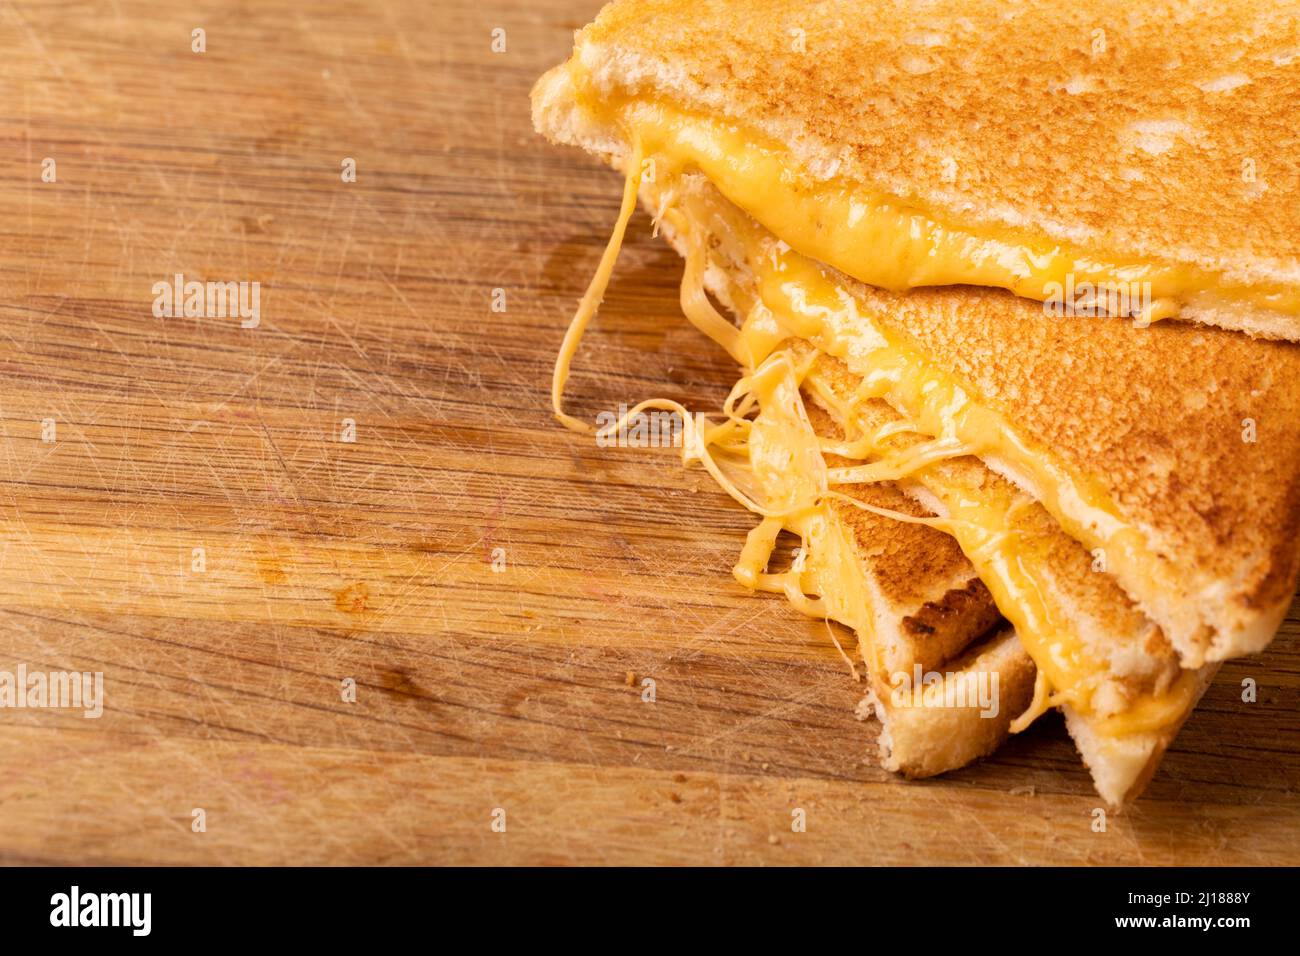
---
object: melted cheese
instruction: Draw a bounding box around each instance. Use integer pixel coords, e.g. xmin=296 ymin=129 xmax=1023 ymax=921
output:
xmin=726 ymin=352 xmax=941 ymax=687
xmin=569 ymin=68 xmax=1300 ymax=324
xmin=551 ymin=137 xmax=645 ymax=433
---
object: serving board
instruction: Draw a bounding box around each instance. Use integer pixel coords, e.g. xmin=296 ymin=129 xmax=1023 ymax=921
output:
xmin=0 ymin=0 xmax=1295 ymax=865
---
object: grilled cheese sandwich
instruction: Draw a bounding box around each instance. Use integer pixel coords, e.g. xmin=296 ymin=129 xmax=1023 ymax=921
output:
xmin=533 ymin=0 xmax=1300 ymax=804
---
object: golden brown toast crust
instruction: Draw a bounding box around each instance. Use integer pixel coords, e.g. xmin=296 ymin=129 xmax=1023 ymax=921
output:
xmin=574 ymin=0 xmax=1300 ymax=294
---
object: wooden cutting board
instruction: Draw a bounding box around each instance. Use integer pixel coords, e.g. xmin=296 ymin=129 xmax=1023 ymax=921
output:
xmin=0 ymin=0 xmax=1295 ymax=866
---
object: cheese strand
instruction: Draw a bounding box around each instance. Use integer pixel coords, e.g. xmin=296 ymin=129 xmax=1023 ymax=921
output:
xmin=680 ymin=229 xmax=745 ymax=363
xmin=552 ymin=141 xmax=645 ymax=433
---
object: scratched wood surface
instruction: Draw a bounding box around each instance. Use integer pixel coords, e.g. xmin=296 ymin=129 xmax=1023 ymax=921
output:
xmin=0 ymin=0 xmax=1296 ymax=866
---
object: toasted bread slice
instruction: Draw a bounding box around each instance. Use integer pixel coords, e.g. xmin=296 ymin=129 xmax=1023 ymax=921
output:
xmin=792 ymin=474 xmax=1036 ymax=778
xmin=548 ymin=0 xmax=1300 ymax=339
xmin=865 ymin=624 xmax=1035 ymax=780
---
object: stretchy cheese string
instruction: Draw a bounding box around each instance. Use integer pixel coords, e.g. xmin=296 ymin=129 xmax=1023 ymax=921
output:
xmin=736 ymin=512 xmax=860 ymax=680
xmin=552 ymin=140 xmax=646 ymax=433
xmin=1010 ymin=671 xmax=1054 ymax=734
xmin=719 ymin=350 xmax=871 ymax=680
xmin=680 ymin=231 xmax=745 ymax=363
xmin=827 ymin=436 xmax=978 ymax=485
xmin=780 ymin=571 xmax=829 ymax=618
xmin=821 ymin=490 xmax=955 ymax=532
xmin=548 ymin=153 xmax=798 ymax=527
xmin=821 ymin=418 xmax=924 ymax=459
xmin=723 ymin=377 xmax=759 ymax=423
xmin=734 ymin=516 xmax=783 ymax=589
xmin=824 ymin=617 xmax=861 ymax=681
xmin=594 ymin=397 xmax=785 ymax=519
xmin=803 ymin=371 xmax=928 ymax=459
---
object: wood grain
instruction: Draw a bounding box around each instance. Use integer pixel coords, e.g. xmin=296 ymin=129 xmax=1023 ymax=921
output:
xmin=0 ymin=0 xmax=1296 ymax=865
